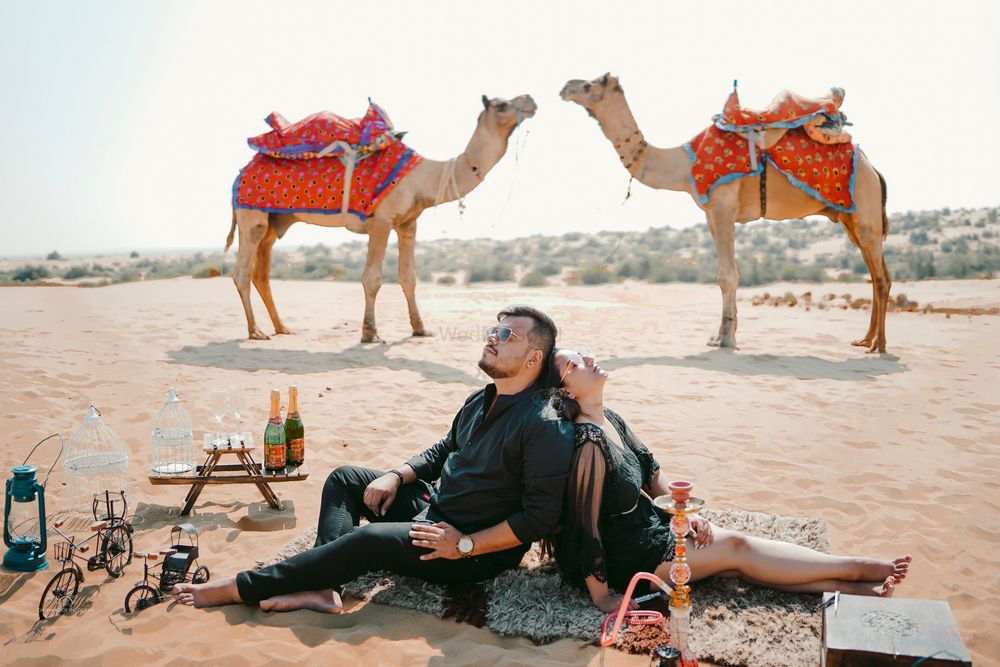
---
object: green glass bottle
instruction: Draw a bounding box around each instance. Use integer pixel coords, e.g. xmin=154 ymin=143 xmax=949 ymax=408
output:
xmin=284 ymin=385 xmax=305 ymax=467
xmin=263 ymin=388 xmax=286 ymax=473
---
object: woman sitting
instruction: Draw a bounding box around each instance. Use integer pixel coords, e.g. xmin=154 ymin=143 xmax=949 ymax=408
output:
xmin=548 ymin=349 xmax=911 ymax=613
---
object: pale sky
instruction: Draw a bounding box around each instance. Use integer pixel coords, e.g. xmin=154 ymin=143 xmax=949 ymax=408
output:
xmin=1 ymin=0 xmax=997 ymax=257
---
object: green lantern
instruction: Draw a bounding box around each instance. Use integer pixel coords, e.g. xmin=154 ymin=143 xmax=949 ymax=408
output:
xmin=3 ymin=464 xmax=48 ymax=572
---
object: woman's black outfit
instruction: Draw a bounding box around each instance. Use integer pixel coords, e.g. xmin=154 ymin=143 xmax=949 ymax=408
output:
xmin=554 ymin=409 xmax=676 ymax=592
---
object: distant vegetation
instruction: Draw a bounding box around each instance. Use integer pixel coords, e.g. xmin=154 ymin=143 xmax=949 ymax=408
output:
xmin=2 ymin=207 xmax=998 ymax=287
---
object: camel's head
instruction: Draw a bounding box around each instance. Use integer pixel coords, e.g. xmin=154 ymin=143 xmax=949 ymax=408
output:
xmin=480 ymin=94 xmax=537 ymax=135
xmin=559 ymin=73 xmax=622 ymax=109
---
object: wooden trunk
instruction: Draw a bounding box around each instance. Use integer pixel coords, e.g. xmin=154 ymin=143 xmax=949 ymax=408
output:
xmin=822 ymin=593 xmax=972 ymax=666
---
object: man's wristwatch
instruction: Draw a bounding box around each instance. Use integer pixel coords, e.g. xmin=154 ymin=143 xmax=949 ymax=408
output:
xmin=457 ymin=534 xmax=474 ymax=558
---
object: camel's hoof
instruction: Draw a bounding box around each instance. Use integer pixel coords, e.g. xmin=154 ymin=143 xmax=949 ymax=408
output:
xmin=249 ymin=328 xmax=270 ymax=341
xmin=412 ymin=329 xmax=435 ymax=338
xmin=851 ymin=338 xmax=873 ymax=348
xmin=360 ymin=333 xmax=382 ymax=344
xmin=707 ymin=335 xmax=737 ymax=349
xmin=275 ymin=327 xmax=294 ymax=335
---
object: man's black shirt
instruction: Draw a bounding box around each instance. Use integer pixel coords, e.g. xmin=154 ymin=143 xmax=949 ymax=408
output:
xmin=406 ymin=383 xmax=575 ymax=545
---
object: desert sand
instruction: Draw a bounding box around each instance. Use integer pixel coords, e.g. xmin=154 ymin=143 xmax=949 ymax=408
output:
xmin=1 ymin=276 xmax=997 ymax=666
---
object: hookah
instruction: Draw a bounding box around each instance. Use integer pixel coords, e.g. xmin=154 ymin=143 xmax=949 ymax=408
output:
xmin=599 ymin=480 xmax=702 ymax=667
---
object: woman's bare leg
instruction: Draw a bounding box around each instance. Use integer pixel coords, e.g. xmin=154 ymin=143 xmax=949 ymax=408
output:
xmin=654 ymin=527 xmax=910 ymax=590
xmin=741 ymin=575 xmax=898 ymax=597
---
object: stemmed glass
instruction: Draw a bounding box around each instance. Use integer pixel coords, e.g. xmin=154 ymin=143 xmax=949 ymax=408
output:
xmin=229 ymin=385 xmax=246 ymax=445
xmin=210 ymin=387 xmax=228 ymax=446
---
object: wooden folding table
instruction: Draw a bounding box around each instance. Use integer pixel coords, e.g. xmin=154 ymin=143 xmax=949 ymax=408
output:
xmin=148 ymin=440 xmax=308 ymax=516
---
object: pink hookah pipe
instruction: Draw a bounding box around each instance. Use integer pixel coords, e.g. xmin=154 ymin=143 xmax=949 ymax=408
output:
xmin=599 ymin=571 xmax=672 ymax=647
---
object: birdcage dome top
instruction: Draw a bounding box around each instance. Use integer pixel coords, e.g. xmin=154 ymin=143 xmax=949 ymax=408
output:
xmin=67 ymin=405 xmax=129 ymax=458
xmin=152 ymin=387 xmax=192 ymax=434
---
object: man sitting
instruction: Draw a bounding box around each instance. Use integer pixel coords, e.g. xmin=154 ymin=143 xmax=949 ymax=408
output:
xmin=175 ymin=305 xmax=575 ymax=612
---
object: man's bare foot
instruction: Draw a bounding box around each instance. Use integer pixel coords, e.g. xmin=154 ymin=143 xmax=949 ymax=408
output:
xmin=259 ymin=589 xmax=342 ymax=613
xmin=173 ymin=577 xmax=243 ymax=608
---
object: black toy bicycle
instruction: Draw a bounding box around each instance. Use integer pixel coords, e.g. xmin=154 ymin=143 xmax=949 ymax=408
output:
xmin=125 ymin=523 xmax=209 ymax=613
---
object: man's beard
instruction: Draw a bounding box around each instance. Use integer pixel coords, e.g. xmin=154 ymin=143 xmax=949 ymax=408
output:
xmin=478 ymin=354 xmax=520 ymax=379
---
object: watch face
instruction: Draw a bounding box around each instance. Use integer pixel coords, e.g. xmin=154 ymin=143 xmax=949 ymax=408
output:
xmin=458 ymin=536 xmax=473 ymax=555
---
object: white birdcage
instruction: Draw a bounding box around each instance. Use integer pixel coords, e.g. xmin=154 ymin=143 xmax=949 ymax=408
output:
xmin=151 ymin=387 xmax=194 ymax=475
xmin=64 ymin=405 xmax=129 ymax=513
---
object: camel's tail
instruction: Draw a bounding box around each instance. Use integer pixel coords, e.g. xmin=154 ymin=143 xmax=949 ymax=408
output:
xmin=875 ymin=168 xmax=889 ymax=239
xmin=225 ymin=204 xmax=237 ymax=253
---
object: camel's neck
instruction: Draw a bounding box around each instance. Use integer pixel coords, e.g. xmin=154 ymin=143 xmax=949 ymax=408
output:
xmin=590 ymin=93 xmax=692 ymax=193
xmin=425 ymin=116 xmax=516 ymax=205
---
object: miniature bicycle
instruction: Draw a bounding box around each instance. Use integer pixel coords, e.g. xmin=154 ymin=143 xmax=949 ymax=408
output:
xmin=37 ymin=490 xmax=134 ymax=620
xmin=125 ymin=523 xmax=209 ymax=613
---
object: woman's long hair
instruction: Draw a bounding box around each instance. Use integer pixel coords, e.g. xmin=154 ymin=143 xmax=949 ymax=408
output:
xmin=546 ymin=348 xmax=581 ymax=421
xmin=541 ymin=348 xmax=580 ymax=561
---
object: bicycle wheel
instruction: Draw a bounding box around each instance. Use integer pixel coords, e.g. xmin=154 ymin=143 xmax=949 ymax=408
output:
xmin=38 ymin=568 xmax=79 ymax=620
xmin=124 ymin=584 xmax=161 ymax=613
xmin=102 ymin=524 xmax=133 ymax=578
xmin=192 ymin=565 xmax=210 ymax=584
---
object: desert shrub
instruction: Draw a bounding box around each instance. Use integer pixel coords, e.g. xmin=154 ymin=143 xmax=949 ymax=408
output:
xmin=467 ymin=261 xmax=514 ymax=283
xmin=436 ymin=274 xmax=457 ymax=285
xmin=12 ymin=265 xmax=50 ymax=282
xmin=63 ymin=265 xmax=96 ymax=280
xmin=192 ymin=265 xmax=222 ymax=279
xmin=535 ymin=261 xmax=562 ymax=276
xmin=579 ymin=263 xmax=612 ymax=285
xmin=46 ymin=251 xmax=62 ymax=260
xmin=518 ymin=271 xmax=547 ymax=287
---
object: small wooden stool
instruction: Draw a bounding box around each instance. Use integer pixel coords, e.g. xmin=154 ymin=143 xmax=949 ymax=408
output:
xmin=148 ymin=442 xmax=308 ymax=516
xmin=822 ymin=593 xmax=972 ymax=666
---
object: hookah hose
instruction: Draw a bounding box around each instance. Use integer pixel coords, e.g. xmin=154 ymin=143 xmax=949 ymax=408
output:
xmin=599 ymin=571 xmax=671 ymax=647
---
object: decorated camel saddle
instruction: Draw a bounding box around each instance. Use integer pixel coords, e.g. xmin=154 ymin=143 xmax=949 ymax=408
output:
xmin=685 ymin=84 xmax=859 ymax=212
xmin=232 ymin=101 xmax=422 ymax=220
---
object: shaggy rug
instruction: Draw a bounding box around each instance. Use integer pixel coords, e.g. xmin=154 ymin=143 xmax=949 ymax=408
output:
xmin=255 ymin=508 xmax=829 ymax=667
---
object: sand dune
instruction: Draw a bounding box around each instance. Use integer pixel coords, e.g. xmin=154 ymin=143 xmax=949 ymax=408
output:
xmin=1 ymin=277 xmax=997 ymax=665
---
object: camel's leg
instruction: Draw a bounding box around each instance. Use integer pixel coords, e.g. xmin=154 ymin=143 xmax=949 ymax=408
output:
xmin=234 ymin=210 xmax=269 ymax=340
xmin=360 ymin=223 xmax=391 ymax=343
xmin=252 ymin=225 xmax=293 ymax=336
xmin=396 ymin=219 xmax=431 ymax=337
xmin=706 ymin=207 xmax=740 ymax=348
xmin=839 ymin=219 xmax=878 ymax=347
xmin=841 ymin=219 xmax=891 ymax=353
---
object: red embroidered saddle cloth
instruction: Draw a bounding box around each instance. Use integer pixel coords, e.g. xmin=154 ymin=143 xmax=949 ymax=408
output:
xmin=714 ymin=86 xmax=846 ymax=133
xmin=685 ymin=125 xmax=857 ymax=212
xmin=233 ymin=103 xmax=422 ymax=219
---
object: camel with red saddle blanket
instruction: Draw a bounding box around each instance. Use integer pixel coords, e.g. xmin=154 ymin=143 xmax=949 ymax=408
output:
xmin=227 ymin=95 xmax=536 ymax=343
xmin=561 ymin=74 xmax=891 ymax=353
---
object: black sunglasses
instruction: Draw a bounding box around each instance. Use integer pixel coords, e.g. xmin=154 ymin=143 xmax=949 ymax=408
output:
xmin=485 ymin=325 xmax=528 ymax=345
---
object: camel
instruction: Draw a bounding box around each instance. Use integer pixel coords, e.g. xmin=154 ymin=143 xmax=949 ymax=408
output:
xmin=226 ymin=94 xmax=537 ymax=343
xmin=561 ymin=74 xmax=891 ymax=353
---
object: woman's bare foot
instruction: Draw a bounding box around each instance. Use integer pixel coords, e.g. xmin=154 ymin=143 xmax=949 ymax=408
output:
xmin=259 ymin=589 xmax=343 ymax=614
xmin=876 ymin=575 xmax=897 ymax=597
xmin=173 ymin=577 xmax=243 ymax=608
xmin=858 ymin=554 xmax=912 ymax=581
xmin=891 ymin=555 xmax=912 ymax=581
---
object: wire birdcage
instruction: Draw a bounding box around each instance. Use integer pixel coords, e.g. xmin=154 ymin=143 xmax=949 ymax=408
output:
xmin=150 ymin=387 xmax=194 ymax=475
xmin=64 ymin=405 xmax=129 ymax=514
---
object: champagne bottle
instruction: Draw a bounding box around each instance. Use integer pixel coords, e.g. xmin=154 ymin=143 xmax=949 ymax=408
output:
xmin=284 ymin=385 xmax=305 ymax=467
xmin=263 ymin=389 xmax=287 ymax=473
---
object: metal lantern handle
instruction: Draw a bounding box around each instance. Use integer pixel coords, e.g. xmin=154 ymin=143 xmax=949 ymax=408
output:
xmin=21 ymin=433 xmax=64 ymax=490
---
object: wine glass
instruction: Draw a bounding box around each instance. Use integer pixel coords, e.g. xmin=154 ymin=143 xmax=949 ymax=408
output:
xmin=210 ymin=387 xmax=228 ymax=446
xmin=229 ymin=385 xmax=246 ymax=445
